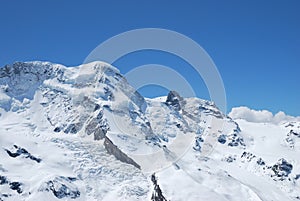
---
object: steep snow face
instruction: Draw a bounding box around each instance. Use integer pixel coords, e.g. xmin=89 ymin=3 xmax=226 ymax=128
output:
xmin=0 ymin=62 xmax=64 ymax=111
xmin=0 ymin=61 xmax=154 ymax=200
xmin=0 ymin=61 xmax=152 ymax=140
xmin=0 ymin=61 xmax=299 ymax=201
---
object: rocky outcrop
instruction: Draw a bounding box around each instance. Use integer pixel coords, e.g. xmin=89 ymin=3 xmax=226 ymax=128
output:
xmin=0 ymin=175 xmax=23 ymax=195
xmin=285 ymin=129 xmax=300 ymax=148
xmin=241 ymin=151 xmax=256 ymax=162
xmin=290 ymin=130 xmax=300 ymax=137
xmin=0 ymin=175 xmax=8 ymax=185
xmin=165 ymin=91 xmax=184 ymax=111
xmin=218 ymin=134 xmax=226 ymax=144
xmin=151 ymin=174 xmax=167 ymax=201
xmin=5 ymin=145 xmax=41 ymax=163
xmin=39 ymin=176 xmax=80 ymax=199
xmin=104 ymin=137 xmax=141 ymax=169
xmin=85 ymin=109 xmax=109 ymax=140
xmin=217 ymin=131 xmax=245 ymax=148
xmin=272 ymin=158 xmax=293 ymax=178
xmin=227 ymin=132 xmax=245 ymax=147
xmin=9 ymin=182 xmax=22 ymax=194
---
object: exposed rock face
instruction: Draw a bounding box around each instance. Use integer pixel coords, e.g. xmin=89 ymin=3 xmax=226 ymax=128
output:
xmin=104 ymin=137 xmax=141 ymax=169
xmin=256 ymin=158 xmax=266 ymax=166
xmin=291 ymin=130 xmax=300 ymax=137
xmin=217 ymin=130 xmax=245 ymax=148
xmin=224 ymin=155 xmax=236 ymax=163
xmin=193 ymin=136 xmax=203 ymax=151
xmin=218 ymin=134 xmax=227 ymax=144
xmin=241 ymin=151 xmax=258 ymax=163
xmin=5 ymin=145 xmax=41 ymax=163
xmin=272 ymin=158 xmax=293 ymax=178
xmin=9 ymin=182 xmax=22 ymax=194
xmin=227 ymin=131 xmax=245 ymax=147
xmin=0 ymin=175 xmax=8 ymax=185
xmin=285 ymin=129 xmax=300 ymax=148
xmin=151 ymin=174 xmax=167 ymax=201
xmin=165 ymin=91 xmax=184 ymax=111
xmin=85 ymin=109 xmax=109 ymax=140
xmin=0 ymin=175 xmax=23 ymax=195
xmin=39 ymin=176 xmax=80 ymax=199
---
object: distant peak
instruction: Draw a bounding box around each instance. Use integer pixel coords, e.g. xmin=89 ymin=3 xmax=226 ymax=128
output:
xmin=78 ymin=61 xmax=120 ymax=74
xmin=165 ymin=90 xmax=184 ymax=111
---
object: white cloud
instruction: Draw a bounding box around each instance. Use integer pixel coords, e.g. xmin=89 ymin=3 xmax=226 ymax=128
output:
xmin=228 ymin=106 xmax=300 ymax=124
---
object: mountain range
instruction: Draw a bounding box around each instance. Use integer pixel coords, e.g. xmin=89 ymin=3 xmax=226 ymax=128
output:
xmin=0 ymin=61 xmax=299 ymax=201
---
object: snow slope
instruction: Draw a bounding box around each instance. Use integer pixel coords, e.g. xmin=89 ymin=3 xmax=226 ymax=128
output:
xmin=0 ymin=61 xmax=299 ymax=200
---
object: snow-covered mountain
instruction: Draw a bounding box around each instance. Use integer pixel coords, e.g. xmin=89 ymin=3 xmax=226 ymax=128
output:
xmin=0 ymin=61 xmax=299 ymax=201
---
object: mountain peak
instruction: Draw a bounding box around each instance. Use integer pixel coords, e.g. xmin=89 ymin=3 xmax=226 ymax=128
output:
xmin=165 ymin=90 xmax=185 ymax=111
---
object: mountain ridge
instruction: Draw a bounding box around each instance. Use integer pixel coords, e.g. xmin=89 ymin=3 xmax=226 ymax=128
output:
xmin=0 ymin=61 xmax=299 ymax=201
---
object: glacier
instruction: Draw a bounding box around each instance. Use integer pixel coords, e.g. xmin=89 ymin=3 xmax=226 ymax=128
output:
xmin=0 ymin=61 xmax=299 ymax=201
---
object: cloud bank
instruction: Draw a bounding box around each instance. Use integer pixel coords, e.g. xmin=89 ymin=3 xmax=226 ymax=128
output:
xmin=229 ymin=106 xmax=300 ymax=124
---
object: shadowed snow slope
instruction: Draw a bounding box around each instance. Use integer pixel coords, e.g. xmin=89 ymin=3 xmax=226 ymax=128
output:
xmin=0 ymin=61 xmax=299 ymax=201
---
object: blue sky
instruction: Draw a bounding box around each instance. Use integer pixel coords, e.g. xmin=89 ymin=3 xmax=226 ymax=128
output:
xmin=0 ymin=0 xmax=299 ymax=116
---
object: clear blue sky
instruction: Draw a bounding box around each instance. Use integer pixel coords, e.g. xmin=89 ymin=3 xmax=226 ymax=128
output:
xmin=0 ymin=0 xmax=299 ymax=116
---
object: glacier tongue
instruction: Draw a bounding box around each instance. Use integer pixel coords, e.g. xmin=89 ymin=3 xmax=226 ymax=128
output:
xmin=0 ymin=61 xmax=299 ymax=201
